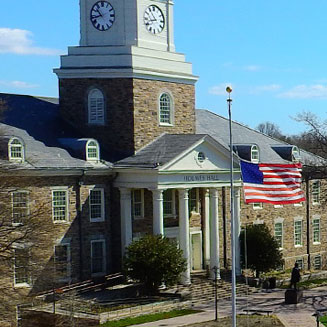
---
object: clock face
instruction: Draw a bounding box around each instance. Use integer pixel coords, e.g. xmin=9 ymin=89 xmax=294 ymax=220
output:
xmin=144 ymin=5 xmax=165 ymax=34
xmin=90 ymin=1 xmax=115 ymax=31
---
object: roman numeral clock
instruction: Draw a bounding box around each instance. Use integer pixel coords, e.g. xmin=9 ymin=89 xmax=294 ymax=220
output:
xmin=90 ymin=1 xmax=115 ymax=31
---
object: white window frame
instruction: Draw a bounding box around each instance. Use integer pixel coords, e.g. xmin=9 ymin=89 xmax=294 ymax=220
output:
xmin=163 ymin=189 xmax=176 ymax=218
xmin=314 ymin=255 xmax=322 ymax=270
xmin=91 ymin=239 xmax=106 ymax=276
xmin=131 ymin=189 xmax=144 ymax=220
xmin=274 ymin=204 xmax=283 ymax=208
xmin=292 ymin=146 xmax=301 ymax=162
xmin=159 ymin=92 xmax=174 ymax=126
xmin=251 ymin=145 xmax=259 ymax=163
xmin=253 ymin=203 xmax=263 ymax=210
xmin=313 ymin=217 xmax=321 ymax=244
xmin=189 ymin=188 xmax=200 ymax=213
xmin=8 ymin=137 xmax=25 ymax=163
xmin=294 ymin=218 xmax=303 ymax=247
xmin=312 ymin=180 xmax=320 ymax=205
xmin=52 ymin=188 xmax=69 ymax=223
xmin=14 ymin=248 xmax=31 ymax=288
xmin=88 ymin=88 xmax=105 ymax=125
xmin=89 ymin=188 xmax=105 ymax=222
xmin=86 ymin=139 xmax=100 ymax=162
xmin=54 ymin=242 xmax=71 ymax=282
xmin=12 ymin=191 xmax=29 ymax=226
xmin=274 ymin=221 xmax=283 ymax=249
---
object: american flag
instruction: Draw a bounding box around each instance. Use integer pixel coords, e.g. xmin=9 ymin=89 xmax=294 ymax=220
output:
xmin=240 ymin=160 xmax=306 ymax=204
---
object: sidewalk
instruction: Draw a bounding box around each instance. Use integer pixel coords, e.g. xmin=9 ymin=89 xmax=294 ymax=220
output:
xmin=129 ymin=286 xmax=327 ymax=327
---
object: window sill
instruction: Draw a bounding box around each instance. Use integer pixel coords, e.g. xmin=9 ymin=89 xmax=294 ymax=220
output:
xmin=159 ymin=123 xmax=173 ymax=127
xmin=14 ymin=283 xmax=31 ymax=289
xmin=313 ymin=242 xmax=321 ymax=245
xmin=53 ymin=220 xmax=70 ymax=225
xmin=294 ymin=245 xmax=303 ymax=248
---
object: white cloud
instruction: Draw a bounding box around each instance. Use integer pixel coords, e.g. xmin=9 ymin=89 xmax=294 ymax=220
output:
xmin=0 ymin=80 xmax=39 ymax=89
xmin=243 ymin=65 xmax=262 ymax=72
xmin=209 ymin=83 xmax=233 ymax=96
xmin=0 ymin=28 xmax=63 ymax=55
xmin=249 ymin=84 xmax=281 ymax=94
xmin=278 ymin=84 xmax=327 ymax=99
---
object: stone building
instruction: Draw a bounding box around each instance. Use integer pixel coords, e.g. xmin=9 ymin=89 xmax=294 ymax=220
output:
xmin=0 ymin=0 xmax=326 ymax=325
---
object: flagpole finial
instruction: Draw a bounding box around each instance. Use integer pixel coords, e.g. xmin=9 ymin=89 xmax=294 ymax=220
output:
xmin=226 ymin=86 xmax=232 ymax=94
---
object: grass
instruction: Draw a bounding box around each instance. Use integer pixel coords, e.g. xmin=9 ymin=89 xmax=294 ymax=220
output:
xmin=320 ymin=315 xmax=327 ymax=326
xmin=100 ymin=309 xmax=202 ymax=327
xmin=280 ymin=277 xmax=327 ymax=289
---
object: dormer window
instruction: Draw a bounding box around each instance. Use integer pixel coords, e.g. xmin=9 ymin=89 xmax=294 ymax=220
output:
xmin=86 ymin=140 xmax=100 ymax=162
xmin=88 ymin=88 xmax=105 ymax=125
xmin=292 ymin=146 xmax=301 ymax=162
xmin=251 ymin=145 xmax=259 ymax=163
xmin=159 ymin=93 xmax=173 ymax=125
xmin=9 ymin=137 xmax=24 ymax=162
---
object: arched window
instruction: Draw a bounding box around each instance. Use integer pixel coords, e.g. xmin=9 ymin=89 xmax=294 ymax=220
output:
xmin=88 ymin=89 xmax=105 ymax=125
xmin=251 ymin=145 xmax=259 ymax=163
xmin=8 ymin=137 xmax=24 ymax=162
xmin=292 ymin=146 xmax=301 ymax=162
xmin=86 ymin=140 xmax=100 ymax=162
xmin=159 ymin=93 xmax=173 ymax=125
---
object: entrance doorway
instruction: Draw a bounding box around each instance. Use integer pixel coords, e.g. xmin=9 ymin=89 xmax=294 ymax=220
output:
xmin=191 ymin=232 xmax=202 ymax=270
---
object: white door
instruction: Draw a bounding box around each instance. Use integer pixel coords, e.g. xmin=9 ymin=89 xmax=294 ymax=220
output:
xmin=191 ymin=233 xmax=202 ymax=270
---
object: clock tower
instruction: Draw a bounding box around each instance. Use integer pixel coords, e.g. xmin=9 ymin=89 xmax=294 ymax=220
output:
xmin=54 ymin=0 xmax=198 ymax=161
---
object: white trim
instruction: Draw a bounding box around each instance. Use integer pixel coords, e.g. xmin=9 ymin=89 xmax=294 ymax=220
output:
xmin=252 ymin=203 xmax=263 ymax=210
xmin=274 ymin=221 xmax=283 ymax=249
xmin=132 ymin=189 xmax=144 ymax=220
xmin=8 ymin=137 xmax=25 ymax=163
xmin=158 ymin=91 xmax=174 ymax=126
xmin=251 ymin=145 xmax=259 ymax=163
xmin=88 ymin=88 xmax=105 ymax=125
xmin=89 ymin=188 xmax=105 ymax=222
xmin=294 ymin=219 xmax=303 ymax=247
xmin=312 ymin=180 xmax=320 ymax=205
xmin=312 ymin=217 xmax=321 ymax=244
xmin=86 ymin=139 xmax=100 ymax=162
xmin=14 ymin=248 xmax=31 ymax=288
xmin=91 ymin=239 xmax=106 ymax=277
xmin=11 ymin=190 xmax=29 ymax=226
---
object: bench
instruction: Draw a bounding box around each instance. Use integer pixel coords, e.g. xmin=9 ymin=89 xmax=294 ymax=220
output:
xmin=243 ymin=309 xmax=273 ymax=316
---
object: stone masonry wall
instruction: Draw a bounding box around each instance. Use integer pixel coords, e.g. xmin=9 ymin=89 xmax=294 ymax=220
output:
xmin=59 ymin=78 xmax=195 ymax=161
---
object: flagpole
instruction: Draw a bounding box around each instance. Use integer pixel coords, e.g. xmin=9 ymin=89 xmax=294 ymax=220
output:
xmin=226 ymin=86 xmax=236 ymax=327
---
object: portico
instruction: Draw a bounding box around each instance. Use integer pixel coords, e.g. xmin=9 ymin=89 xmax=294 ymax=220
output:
xmin=114 ymin=134 xmax=242 ymax=285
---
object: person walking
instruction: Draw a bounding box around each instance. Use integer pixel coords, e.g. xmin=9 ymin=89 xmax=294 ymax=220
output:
xmin=290 ymin=263 xmax=301 ymax=290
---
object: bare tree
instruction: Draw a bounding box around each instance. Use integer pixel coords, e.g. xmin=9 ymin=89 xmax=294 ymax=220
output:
xmin=256 ymin=121 xmax=285 ymax=140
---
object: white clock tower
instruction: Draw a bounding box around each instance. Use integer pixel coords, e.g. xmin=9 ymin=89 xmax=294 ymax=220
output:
xmin=54 ymin=0 xmax=198 ymax=161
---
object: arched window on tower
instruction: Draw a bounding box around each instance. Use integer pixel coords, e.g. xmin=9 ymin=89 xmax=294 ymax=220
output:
xmin=159 ymin=93 xmax=173 ymax=125
xmin=88 ymin=89 xmax=105 ymax=125
xmin=86 ymin=140 xmax=100 ymax=162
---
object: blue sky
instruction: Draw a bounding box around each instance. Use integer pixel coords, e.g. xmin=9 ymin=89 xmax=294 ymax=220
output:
xmin=1 ymin=1 xmax=327 ymax=135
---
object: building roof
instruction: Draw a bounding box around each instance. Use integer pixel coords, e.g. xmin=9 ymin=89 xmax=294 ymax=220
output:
xmin=115 ymin=134 xmax=207 ymax=168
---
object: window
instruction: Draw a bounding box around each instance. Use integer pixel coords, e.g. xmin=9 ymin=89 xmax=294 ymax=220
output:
xmin=86 ymin=140 xmax=100 ymax=162
xmin=253 ymin=203 xmax=263 ymax=210
xmin=312 ymin=180 xmax=320 ymax=205
xmin=274 ymin=222 xmax=283 ymax=248
xmin=274 ymin=204 xmax=283 ymax=208
xmin=54 ymin=243 xmax=71 ymax=280
xmin=292 ymin=146 xmax=301 ymax=162
xmin=91 ymin=240 xmax=106 ymax=275
xmin=294 ymin=220 xmax=303 ymax=246
xmin=52 ymin=190 xmax=68 ymax=222
xmin=159 ymin=93 xmax=172 ymax=125
xmin=8 ymin=138 xmax=24 ymax=162
xmin=89 ymin=188 xmax=105 ymax=222
xmin=295 ymin=258 xmax=303 ymax=270
xmin=313 ymin=218 xmax=320 ymax=243
xmin=163 ymin=189 xmax=175 ymax=217
xmin=197 ymin=152 xmax=206 ymax=163
xmin=88 ymin=88 xmax=105 ymax=125
xmin=14 ymin=248 xmax=30 ymax=286
xmin=12 ymin=191 xmax=29 ymax=225
xmin=189 ymin=188 xmax=199 ymax=213
xmin=314 ymin=255 xmax=322 ymax=270
xmin=251 ymin=145 xmax=259 ymax=163
xmin=132 ymin=189 xmax=144 ymax=219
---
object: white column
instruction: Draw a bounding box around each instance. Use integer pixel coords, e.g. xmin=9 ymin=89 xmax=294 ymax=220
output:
xmin=204 ymin=189 xmax=211 ymax=269
xmin=119 ymin=188 xmax=133 ymax=257
xmin=233 ymin=187 xmax=241 ymax=275
xmin=152 ymin=189 xmax=164 ymax=236
xmin=210 ymin=188 xmax=220 ymax=279
xmin=178 ymin=188 xmax=191 ymax=285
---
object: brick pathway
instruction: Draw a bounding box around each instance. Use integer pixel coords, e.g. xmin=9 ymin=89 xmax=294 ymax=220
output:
xmin=277 ymin=313 xmax=319 ymax=327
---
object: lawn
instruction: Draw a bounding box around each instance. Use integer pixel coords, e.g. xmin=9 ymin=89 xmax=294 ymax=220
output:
xmin=320 ymin=315 xmax=327 ymax=326
xmin=100 ymin=309 xmax=202 ymax=327
xmin=280 ymin=277 xmax=327 ymax=290
xmin=185 ymin=315 xmax=284 ymax=327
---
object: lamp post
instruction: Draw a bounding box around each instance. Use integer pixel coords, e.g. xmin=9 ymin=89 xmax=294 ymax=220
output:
xmin=226 ymin=86 xmax=236 ymax=327
xmin=213 ymin=266 xmax=219 ymax=321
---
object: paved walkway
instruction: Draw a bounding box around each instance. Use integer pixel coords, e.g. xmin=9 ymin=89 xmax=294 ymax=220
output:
xmin=129 ymin=286 xmax=327 ymax=327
